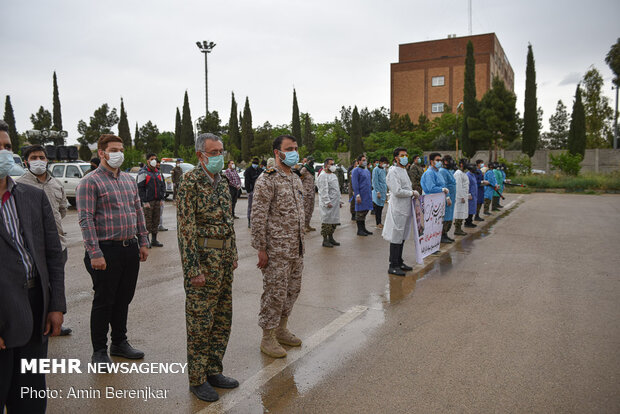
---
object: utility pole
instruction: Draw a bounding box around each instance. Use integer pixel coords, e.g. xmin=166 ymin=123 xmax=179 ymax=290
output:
xmin=468 ymin=0 xmax=472 ymax=35
xmin=195 ymin=40 xmax=216 ymax=116
xmin=614 ymin=84 xmax=619 ymax=149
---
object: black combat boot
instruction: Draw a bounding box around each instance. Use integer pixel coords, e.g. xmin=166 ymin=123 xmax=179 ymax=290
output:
xmin=329 ymin=234 xmax=340 ymax=246
xmin=445 ymin=222 xmax=455 ymax=242
xmin=150 ymin=233 xmax=163 ymax=247
xmin=441 ymin=222 xmax=453 ymax=244
xmin=388 ymin=243 xmax=406 ymax=275
xmin=454 ymin=219 xmax=467 ymax=236
xmin=362 ymin=222 xmax=373 ymax=235
xmin=322 ymin=235 xmax=334 ymax=248
xmin=356 ymin=221 xmax=368 ymax=236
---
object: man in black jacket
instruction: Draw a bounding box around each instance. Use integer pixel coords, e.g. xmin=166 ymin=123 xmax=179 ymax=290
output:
xmin=0 ymin=121 xmax=66 ymax=413
xmin=243 ymin=157 xmax=262 ymax=228
xmin=137 ymin=153 xmax=166 ymax=247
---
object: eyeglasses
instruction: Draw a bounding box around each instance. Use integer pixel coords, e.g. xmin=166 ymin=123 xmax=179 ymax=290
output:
xmin=202 ymin=150 xmax=223 ymax=157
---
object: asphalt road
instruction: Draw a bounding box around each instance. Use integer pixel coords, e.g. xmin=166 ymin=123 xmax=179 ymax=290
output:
xmin=45 ymin=193 xmax=620 ymax=413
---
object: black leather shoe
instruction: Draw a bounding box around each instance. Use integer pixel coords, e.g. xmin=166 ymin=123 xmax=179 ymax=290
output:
xmin=190 ymin=383 xmax=219 ymax=402
xmin=474 ymin=215 xmax=485 ymax=221
xmin=92 ymin=349 xmax=112 ymax=365
xmin=388 ymin=267 xmax=406 ymax=276
xmin=207 ymin=374 xmax=239 ymax=389
xmin=400 ymin=264 xmax=413 ymax=271
xmin=464 ymin=223 xmax=477 ymax=228
xmin=59 ymin=326 xmax=72 ymax=336
xmin=151 ymin=239 xmax=164 ymax=247
xmin=441 ymin=235 xmax=453 ymax=243
xmin=110 ymin=341 xmax=145 ymax=359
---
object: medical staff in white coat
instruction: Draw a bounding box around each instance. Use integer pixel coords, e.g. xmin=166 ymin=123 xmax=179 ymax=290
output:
xmin=316 ymin=158 xmax=342 ymax=248
xmin=382 ymin=147 xmax=420 ymax=276
xmin=452 ymin=159 xmax=471 ymax=236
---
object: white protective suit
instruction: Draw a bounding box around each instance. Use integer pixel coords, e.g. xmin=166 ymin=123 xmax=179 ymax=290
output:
xmin=453 ymin=169 xmax=470 ymax=220
xmin=382 ymin=165 xmax=414 ymax=244
xmin=316 ymin=171 xmax=341 ymax=224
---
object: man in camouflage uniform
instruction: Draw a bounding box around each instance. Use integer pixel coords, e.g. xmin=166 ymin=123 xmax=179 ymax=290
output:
xmin=300 ymin=157 xmax=316 ymax=232
xmin=177 ymin=133 xmax=239 ymax=402
xmin=407 ymin=154 xmax=424 ymax=194
xmin=251 ymin=134 xmax=305 ymax=359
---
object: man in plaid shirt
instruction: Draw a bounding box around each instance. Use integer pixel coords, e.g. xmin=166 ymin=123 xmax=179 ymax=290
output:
xmin=223 ymin=160 xmax=241 ymax=218
xmin=77 ymin=134 xmax=149 ymax=367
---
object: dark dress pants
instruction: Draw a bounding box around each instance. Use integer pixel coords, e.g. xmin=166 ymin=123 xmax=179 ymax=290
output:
xmin=0 ymin=284 xmax=48 ymax=414
xmin=84 ymin=242 xmax=140 ymax=352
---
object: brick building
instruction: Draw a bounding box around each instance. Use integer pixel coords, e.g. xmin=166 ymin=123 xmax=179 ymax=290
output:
xmin=390 ymin=33 xmax=514 ymax=120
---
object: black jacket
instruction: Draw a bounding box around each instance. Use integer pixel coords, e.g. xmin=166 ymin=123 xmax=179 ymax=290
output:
xmin=244 ymin=165 xmax=262 ymax=193
xmin=137 ymin=166 xmax=166 ymax=202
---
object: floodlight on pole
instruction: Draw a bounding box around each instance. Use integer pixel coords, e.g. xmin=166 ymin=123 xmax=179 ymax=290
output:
xmin=196 ymin=40 xmax=216 ymax=115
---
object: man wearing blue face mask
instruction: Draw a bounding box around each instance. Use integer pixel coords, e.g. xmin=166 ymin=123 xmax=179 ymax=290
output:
xmin=351 ymin=154 xmax=373 ymax=236
xmin=177 ymin=133 xmax=239 ymax=402
xmin=251 ymin=135 xmax=305 ymax=359
xmin=244 ymin=157 xmax=262 ymax=228
xmin=421 ymin=152 xmax=452 ymax=243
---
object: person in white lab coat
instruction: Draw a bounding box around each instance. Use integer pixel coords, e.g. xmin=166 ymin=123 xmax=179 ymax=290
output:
xmin=382 ymin=147 xmax=420 ymax=276
xmin=452 ymin=159 xmax=471 ymax=236
xmin=316 ymin=158 xmax=342 ymax=248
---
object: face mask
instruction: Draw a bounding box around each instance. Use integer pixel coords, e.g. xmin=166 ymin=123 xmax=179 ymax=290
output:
xmin=435 ymin=160 xmax=442 ymax=169
xmin=278 ymin=150 xmax=299 ymax=167
xmin=29 ymin=160 xmax=48 ymax=175
xmin=480 ymin=164 xmax=484 ymax=168
xmin=0 ymin=150 xmax=15 ymax=179
xmin=106 ymin=151 xmax=124 ymax=169
xmin=252 ymin=163 xmax=258 ymax=168
xmin=202 ymin=154 xmax=224 ymax=174
xmin=149 ymin=159 xmax=157 ymax=168
xmin=230 ymin=163 xmax=235 ymax=169
xmin=399 ymin=156 xmax=408 ymax=167
xmin=329 ymin=165 xmax=337 ymax=173
xmin=417 ymin=158 xmax=422 ymax=164
xmin=360 ymin=161 xmax=367 ymax=168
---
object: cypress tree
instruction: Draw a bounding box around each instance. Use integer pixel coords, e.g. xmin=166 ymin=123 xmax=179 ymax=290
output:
xmin=134 ymin=122 xmax=141 ymax=150
xmin=52 ymin=72 xmax=62 ymax=131
xmin=118 ymin=98 xmax=132 ymax=148
xmin=462 ymin=41 xmax=478 ymax=157
xmin=522 ymin=44 xmax=539 ymax=157
xmin=241 ymin=97 xmax=254 ymax=162
xmin=180 ymin=91 xmax=194 ymax=148
xmin=568 ymin=85 xmax=586 ymax=157
xmin=350 ymin=106 xmax=363 ymax=157
xmin=303 ymin=113 xmax=314 ymax=153
xmin=292 ymin=89 xmax=301 ymax=140
xmin=3 ymin=96 xmax=19 ymax=151
xmin=174 ymin=107 xmax=182 ymax=156
xmin=228 ymin=92 xmax=241 ymax=150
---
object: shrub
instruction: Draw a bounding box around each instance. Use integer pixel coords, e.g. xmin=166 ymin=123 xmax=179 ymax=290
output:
xmin=512 ymin=154 xmax=532 ymax=176
xmin=549 ymin=152 xmax=582 ymax=176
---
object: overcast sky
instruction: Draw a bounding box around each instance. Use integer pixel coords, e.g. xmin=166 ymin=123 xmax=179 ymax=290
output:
xmin=1 ymin=0 xmax=618 ymax=145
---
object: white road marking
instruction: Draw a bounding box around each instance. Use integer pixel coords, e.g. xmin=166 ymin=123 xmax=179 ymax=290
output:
xmin=198 ymin=305 xmax=368 ymax=413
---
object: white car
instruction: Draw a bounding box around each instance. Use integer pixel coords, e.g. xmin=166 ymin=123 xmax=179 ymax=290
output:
xmin=50 ymin=162 xmax=92 ymax=206
xmin=9 ymin=154 xmax=26 ymax=179
xmin=159 ymin=161 xmax=195 ymax=198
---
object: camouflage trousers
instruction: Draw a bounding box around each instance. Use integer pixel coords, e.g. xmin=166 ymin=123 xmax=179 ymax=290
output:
xmin=303 ymin=190 xmax=315 ymax=227
xmin=143 ymin=201 xmax=161 ymax=234
xmin=321 ymin=223 xmax=336 ymax=237
xmin=185 ymin=248 xmax=234 ymax=386
xmin=259 ymin=255 xmax=303 ymax=330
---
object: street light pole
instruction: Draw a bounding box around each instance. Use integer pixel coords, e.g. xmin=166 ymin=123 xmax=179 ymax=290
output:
xmin=196 ymin=40 xmax=216 ymax=116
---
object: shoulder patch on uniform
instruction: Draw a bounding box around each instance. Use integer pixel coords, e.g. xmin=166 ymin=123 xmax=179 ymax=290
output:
xmin=265 ymin=168 xmax=277 ymax=175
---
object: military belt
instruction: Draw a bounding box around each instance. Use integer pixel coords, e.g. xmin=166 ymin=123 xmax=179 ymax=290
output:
xmin=197 ymin=237 xmax=233 ymax=249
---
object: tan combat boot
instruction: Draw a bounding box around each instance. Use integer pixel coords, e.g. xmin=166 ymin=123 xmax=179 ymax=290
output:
xmin=275 ymin=317 xmax=302 ymax=347
xmin=260 ymin=329 xmax=287 ymax=358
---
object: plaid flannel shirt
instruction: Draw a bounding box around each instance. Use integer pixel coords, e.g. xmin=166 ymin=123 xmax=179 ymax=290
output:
xmin=224 ymin=168 xmax=241 ymax=189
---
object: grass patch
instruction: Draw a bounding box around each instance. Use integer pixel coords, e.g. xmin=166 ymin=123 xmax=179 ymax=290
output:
xmin=510 ymin=172 xmax=620 ymax=192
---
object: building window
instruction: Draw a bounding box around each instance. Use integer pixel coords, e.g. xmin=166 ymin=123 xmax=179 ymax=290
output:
xmin=431 ymin=76 xmax=445 ymax=86
xmin=431 ymin=103 xmax=445 ymax=113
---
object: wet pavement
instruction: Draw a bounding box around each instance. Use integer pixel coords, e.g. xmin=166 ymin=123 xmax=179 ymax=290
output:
xmin=46 ymin=193 xmax=620 ymax=413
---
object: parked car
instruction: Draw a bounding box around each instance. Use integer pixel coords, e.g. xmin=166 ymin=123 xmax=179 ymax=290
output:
xmin=9 ymin=154 xmax=26 ymax=179
xmin=50 ymin=162 xmax=92 ymax=206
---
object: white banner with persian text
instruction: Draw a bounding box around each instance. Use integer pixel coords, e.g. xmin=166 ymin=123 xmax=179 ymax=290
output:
xmin=411 ymin=193 xmax=446 ymax=264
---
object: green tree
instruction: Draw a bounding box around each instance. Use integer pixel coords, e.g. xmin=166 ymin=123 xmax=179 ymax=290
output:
xmin=180 ymin=91 xmax=194 ymax=147
xmin=349 ymin=106 xmax=363 ymax=158
xmin=137 ymin=121 xmax=161 ymax=153
xmin=251 ymin=121 xmax=273 ymax=158
xmin=582 ymin=67 xmax=614 ymax=148
xmin=462 ymin=40 xmax=479 ymax=157
xmin=605 ymin=38 xmax=620 ymax=87
xmin=546 ymin=100 xmax=569 ymax=149
xmin=360 ymin=107 xmax=390 ymax=136
xmin=118 ymin=98 xmax=132 ymax=148
xmin=302 ymin=113 xmax=315 ymax=153
xmin=241 ymin=97 xmax=254 ymax=161
xmin=228 ymin=92 xmax=241 ymax=151
xmin=292 ymin=89 xmax=301 ymax=140
xmin=197 ymin=110 xmax=222 ymax=135
xmin=522 ymin=44 xmax=539 ymax=157
xmin=3 ymin=96 xmax=20 ymax=151
xmin=30 ymin=106 xmax=52 ymax=131
xmin=475 ymin=77 xmax=518 ymax=159
xmin=52 ymin=72 xmax=62 ymax=134
xmin=389 ymin=113 xmax=415 ymax=133
xmin=157 ymin=132 xmax=175 ymax=152
xmin=174 ymin=107 xmax=182 ymax=156
xmin=568 ymin=85 xmax=586 ymax=157
xmin=77 ymin=104 xmax=118 ymax=159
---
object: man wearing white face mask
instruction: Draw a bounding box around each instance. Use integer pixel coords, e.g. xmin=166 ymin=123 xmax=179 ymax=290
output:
xmin=137 ymin=153 xmax=166 ymax=247
xmin=17 ymin=145 xmax=72 ymax=336
xmin=76 ymin=134 xmax=149 ymax=367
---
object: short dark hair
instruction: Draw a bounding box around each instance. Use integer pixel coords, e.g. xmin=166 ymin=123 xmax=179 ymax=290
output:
xmin=459 ymin=158 xmax=468 ymax=167
xmin=23 ymin=145 xmax=47 ymax=160
xmin=475 ymin=159 xmax=483 ymax=164
xmin=356 ymin=154 xmax=366 ymax=162
xmin=252 ymin=157 xmax=260 ymax=163
xmin=90 ymin=157 xmax=100 ymax=166
xmin=272 ymin=134 xmax=297 ymax=151
xmin=97 ymin=134 xmax=123 ymax=151
xmin=0 ymin=120 xmax=8 ymax=132
xmin=393 ymin=147 xmax=407 ymax=159
xmin=324 ymin=157 xmax=334 ymax=165
xmin=379 ymin=156 xmax=389 ymax=163
xmin=260 ymin=159 xmax=267 ymax=166
xmin=146 ymin=153 xmax=157 ymax=160
xmin=429 ymin=152 xmax=442 ymax=161
xmin=442 ymin=155 xmax=453 ymax=162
